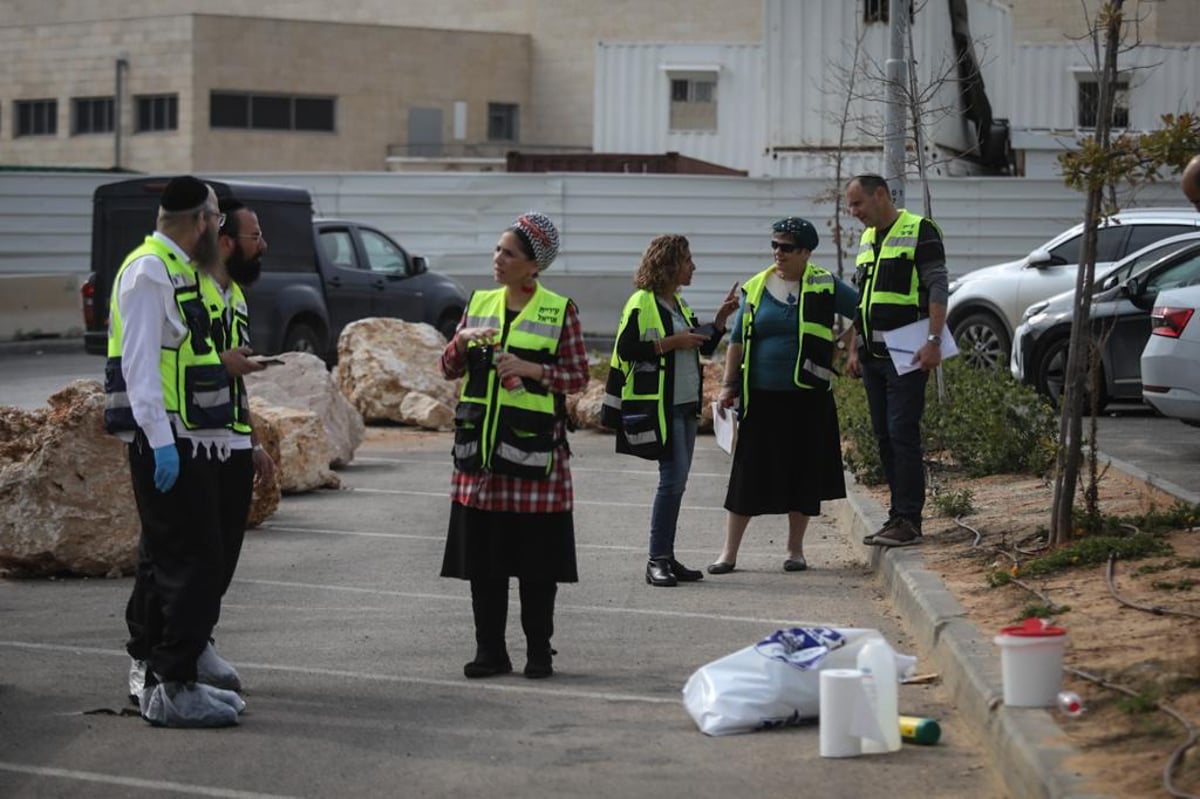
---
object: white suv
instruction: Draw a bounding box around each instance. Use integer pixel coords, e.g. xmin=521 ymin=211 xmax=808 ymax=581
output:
xmin=947 ymin=209 xmax=1200 ymax=369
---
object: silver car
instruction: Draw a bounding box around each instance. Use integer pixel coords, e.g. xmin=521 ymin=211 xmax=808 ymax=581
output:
xmin=1011 ymin=234 xmax=1200 ymax=409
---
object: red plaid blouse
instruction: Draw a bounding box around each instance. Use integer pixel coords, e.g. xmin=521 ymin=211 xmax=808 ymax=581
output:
xmin=439 ymin=298 xmax=590 ymax=513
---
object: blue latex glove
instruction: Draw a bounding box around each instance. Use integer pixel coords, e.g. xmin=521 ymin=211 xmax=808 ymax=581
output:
xmin=152 ymin=444 xmax=180 ymax=493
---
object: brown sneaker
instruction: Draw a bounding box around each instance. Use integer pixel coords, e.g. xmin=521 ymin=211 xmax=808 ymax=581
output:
xmin=862 ymin=517 xmax=898 ymax=545
xmin=872 ymin=518 xmax=923 ymax=547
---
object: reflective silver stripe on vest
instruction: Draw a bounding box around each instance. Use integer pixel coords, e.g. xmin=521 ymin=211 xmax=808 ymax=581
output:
xmin=194 ymin=385 xmax=232 ymax=408
xmin=624 ymin=429 xmax=657 ymax=447
xmin=105 ymin=391 xmax=131 ymax=411
xmin=633 ymin=361 xmax=657 ymax=373
xmin=603 ymin=392 xmax=622 ymax=410
xmin=495 ymin=441 xmax=551 ymax=468
xmin=803 ymin=359 xmax=833 ymax=382
xmin=872 ymin=329 xmax=888 ymax=342
xmin=806 ymin=273 xmax=834 ymax=286
xmin=454 ymin=440 xmax=479 ymax=459
xmin=640 ymin=328 xmax=662 ymax=341
xmin=466 ymin=313 xmax=502 ymax=329
xmin=886 ymin=236 xmax=919 ymax=248
xmin=858 ymin=242 xmax=874 ymax=255
xmin=514 ymin=319 xmax=561 ymax=339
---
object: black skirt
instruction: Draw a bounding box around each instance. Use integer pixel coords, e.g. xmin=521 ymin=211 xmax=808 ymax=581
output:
xmin=441 ymin=503 xmax=579 ymax=582
xmin=724 ymin=388 xmax=847 ymax=516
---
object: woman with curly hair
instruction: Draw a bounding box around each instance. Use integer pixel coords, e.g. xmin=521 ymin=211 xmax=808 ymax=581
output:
xmin=602 ymin=234 xmax=739 ymax=587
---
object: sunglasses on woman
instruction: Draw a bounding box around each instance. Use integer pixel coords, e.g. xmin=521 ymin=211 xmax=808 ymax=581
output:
xmin=770 ymin=240 xmax=799 ymax=253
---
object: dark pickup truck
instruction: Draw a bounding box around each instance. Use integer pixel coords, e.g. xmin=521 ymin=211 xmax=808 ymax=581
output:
xmin=82 ymin=177 xmax=468 ymax=360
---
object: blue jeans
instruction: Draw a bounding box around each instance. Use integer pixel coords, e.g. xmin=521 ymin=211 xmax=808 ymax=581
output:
xmin=861 ymin=354 xmax=928 ymax=526
xmin=649 ymin=404 xmax=698 ymax=558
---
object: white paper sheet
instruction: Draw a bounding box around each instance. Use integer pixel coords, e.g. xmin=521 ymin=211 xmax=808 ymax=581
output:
xmin=881 ymin=318 xmax=959 ymax=375
xmin=712 ymin=400 xmax=736 ymax=455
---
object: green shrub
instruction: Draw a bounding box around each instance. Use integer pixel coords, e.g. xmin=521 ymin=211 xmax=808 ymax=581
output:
xmin=932 ymin=487 xmax=976 ymax=517
xmin=834 ymin=358 xmax=1059 ymax=483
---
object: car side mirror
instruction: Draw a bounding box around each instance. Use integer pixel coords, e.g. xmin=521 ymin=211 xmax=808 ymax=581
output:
xmin=1123 ymin=276 xmax=1155 ymax=310
xmin=1027 ymin=247 xmax=1053 ymax=267
xmin=409 ymin=255 xmax=429 ymax=276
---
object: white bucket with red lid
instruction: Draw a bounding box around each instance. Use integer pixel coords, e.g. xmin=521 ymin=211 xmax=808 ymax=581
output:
xmin=993 ymin=618 xmax=1068 ymax=707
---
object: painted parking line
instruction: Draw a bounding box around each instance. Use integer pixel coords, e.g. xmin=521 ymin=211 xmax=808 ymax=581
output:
xmin=352 ymin=456 xmax=729 ymax=479
xmin=256 ymin=523 xmax=720 ymax=554
xmin=232 ymin=578 xmax=815 ymax=626
xmin=0 ymin=761 xmax=298 ymax=799
xmin=0 ymin=641 xmax=676 ymax=706
xmin=345 ymin=487 xmax=727 ymax=511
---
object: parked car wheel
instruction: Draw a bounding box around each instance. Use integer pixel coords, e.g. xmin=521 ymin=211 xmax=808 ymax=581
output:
xmin=282 ymin=321 xmax=322 ymax=356
xmin=953 ymin=312 xmax=1010 ymax=370
xmin=1034 ymin=335 xmax=1106 ymax=412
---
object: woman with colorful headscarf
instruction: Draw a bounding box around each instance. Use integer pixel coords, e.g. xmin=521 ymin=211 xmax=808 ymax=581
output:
xmin=706 ymin=217 xmax=858 ymax=575
xmin=439 ymin=212 xmax=590 ymax=680
xmin=602 ymin=234 xmax=740 ymax=587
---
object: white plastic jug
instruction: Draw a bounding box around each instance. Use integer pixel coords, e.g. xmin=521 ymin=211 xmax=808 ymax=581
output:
xmin=856 ymin=636 xmax=901 ymax=753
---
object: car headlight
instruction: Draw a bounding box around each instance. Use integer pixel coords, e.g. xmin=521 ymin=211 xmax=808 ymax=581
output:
xmin=1022 ymin=301 xmax=1050 ymax=321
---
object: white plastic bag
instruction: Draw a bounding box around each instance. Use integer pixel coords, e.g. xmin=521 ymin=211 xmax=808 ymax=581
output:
xmin=682 ymin=626 xmax=916 ymax=736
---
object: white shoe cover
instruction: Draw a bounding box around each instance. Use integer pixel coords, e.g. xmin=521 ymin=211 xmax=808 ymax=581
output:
xmin=128 ymin=658 xmax=146 ymax=701
xmin=197 ymin=641 xmax=242 ymax=691
xmin=205 ymin=685 xmax=247 ymax=715
xmin=140 ymin=681 xmax=239 ymax=728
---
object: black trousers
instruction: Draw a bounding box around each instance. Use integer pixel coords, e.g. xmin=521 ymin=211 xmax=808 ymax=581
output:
xmin=469 ymin=577 xmax=557 ymax=659
xmin=124 ymin=436 xmax=229 ymax=683
xmin=216 ymin=449 xmax=254 ymax=612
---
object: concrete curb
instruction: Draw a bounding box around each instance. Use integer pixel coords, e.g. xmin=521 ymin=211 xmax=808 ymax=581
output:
xmin=0 ymin=336 xmax=85 ymax=356
xmin=835 ymin=479 xmax=1111 ymax=799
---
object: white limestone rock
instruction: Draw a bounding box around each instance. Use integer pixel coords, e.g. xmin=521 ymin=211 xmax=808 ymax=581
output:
xmin=248 ymin=399 xmax=340 ymax=494
xmin=0 ymin=380 xmax=138 ymax=577
xmin=243 ymin=351 xmax=364 ymax=467
xmin=336 ymin=318 xmax=458 ymax=429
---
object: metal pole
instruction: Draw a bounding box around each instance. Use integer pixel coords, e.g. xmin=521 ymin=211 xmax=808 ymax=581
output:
xmin=114 ymin=56 xmax=128 ymax=171
xmin=883 ymin=0 xmax=909 ymax=208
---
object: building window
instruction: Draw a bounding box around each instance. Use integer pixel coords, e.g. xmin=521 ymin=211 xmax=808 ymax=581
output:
xmin=15 ymin=99 xmax=57 ymax=137
xmin=487 ymin=103 xmax=519 ymax=141
xmin=72 ymin=96 xmax=114 ymax=135
xmin=210 ymin=92 xmax=336 ymax=132
xmin=668 ymin=76 xmax=718 ymax=132
xmin=1077 ymin=79 xmax=1129 ymax=129
xmin=864 ymin=0 xmax=888 ymax=24
xmin=136 ymin=94 xmax=178 ymax=132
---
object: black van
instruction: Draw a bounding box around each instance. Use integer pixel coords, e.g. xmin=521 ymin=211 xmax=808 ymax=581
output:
xmin=83 ymin=176 xmax=467 ymax=360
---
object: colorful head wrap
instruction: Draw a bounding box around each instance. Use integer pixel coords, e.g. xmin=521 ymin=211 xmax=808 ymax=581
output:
xmin=772 ymin=216 xmax=819 ymax=251
xmin=511 ymin=211 xmax=560 ymax=271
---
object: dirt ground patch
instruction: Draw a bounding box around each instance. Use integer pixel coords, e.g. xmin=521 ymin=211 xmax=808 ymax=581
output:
xmin=861 ymin=468 xmax=1200 ymax=798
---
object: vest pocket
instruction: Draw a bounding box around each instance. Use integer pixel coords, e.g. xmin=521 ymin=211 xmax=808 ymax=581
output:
xmin=631 ymin=360 xmax=660 ymax=395
xmin=453 ymin=402 xmax=486 ymax=473
xmin=103 ymin=357 xmax=136 ymax=433
xmin=493 ymin=405 xmax=555 ymax=479
xmin=872 ymin=257 xmax=917 ymax=294
xmin=182 ymin=363 xmax=234 ymax=430
xmin=179 ymin=296 xmax=214 ymax=356
xmin=620 ymin=405 xmax=662 ymax=459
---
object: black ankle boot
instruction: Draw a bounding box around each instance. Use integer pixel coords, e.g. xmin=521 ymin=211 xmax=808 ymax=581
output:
xmin=645 ymin=557 xmax=677 ymax=587
xmin=464 ymin=649 xmax=513 ymax=679
xmin=669 ymin=558 xmax=703 ymax=582
xmin=524 ymin=647 xmax=556 ymax=679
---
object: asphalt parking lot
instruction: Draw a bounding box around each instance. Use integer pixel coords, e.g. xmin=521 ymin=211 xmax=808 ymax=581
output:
xmin=0 ymin=427 xmax=1005 ymax=798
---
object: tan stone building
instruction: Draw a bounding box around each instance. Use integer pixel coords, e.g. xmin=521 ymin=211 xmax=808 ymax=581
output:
xmin=0 ymin=0 xmax=1194 ymax=173
xmin=0 ymin=0 xmax=763 ymax=172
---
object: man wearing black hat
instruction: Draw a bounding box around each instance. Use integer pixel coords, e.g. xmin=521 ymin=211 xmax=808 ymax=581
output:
xmin=104 ymin=175 xmax=251 ymax=727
